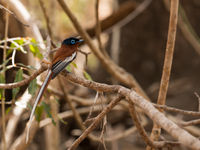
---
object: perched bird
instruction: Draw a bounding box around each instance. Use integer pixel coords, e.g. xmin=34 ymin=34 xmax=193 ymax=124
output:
xmin=29 ymin=37 xmax=84 ymax=123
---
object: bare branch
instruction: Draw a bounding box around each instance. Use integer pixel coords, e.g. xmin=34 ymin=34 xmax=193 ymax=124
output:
xmin=149 ymin=0 xmax=179 ymax=145
xmin=95 ymin=0 xmax=108 ymax=56
xmin=68 ymin=95 xmax=123 ymax=150
xmin=180 ymin=119 xmax=200 ymax=127
xmin=57 ymin=0 xmax=149 ymax=100
xmin=128 ymin=100 xmax=156 ymax=148
xmin=4 ymin=63 xmax=200 ymax=150
xmin=1 ymin=3 xmax=9 ymax=150
xmin=0 ymin=4 xmax=29 ymax=27
xmin=38 ymin=0 xmax=53 ymax=39
xmin=153 ymin=103 xmax=200 ymax=116
xmin=194 ymin=92 xmax=200 ymax=112
xmin=0 ymin=65 xmax=47 ymax=89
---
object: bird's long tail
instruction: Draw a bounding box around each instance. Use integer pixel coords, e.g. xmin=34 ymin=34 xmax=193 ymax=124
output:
xmin=26 ymin=70 xmax=52 ymax=142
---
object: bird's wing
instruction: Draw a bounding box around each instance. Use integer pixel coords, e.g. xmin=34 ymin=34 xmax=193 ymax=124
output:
xmin=51 ymin=52 xmax=77 ymax=79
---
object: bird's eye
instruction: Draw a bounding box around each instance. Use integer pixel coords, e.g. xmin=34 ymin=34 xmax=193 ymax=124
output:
xmin=71 ymin=39 xmax=76 ymax=44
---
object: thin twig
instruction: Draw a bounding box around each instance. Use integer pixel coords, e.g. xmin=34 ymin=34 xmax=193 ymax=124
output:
xmin=113 ymin=0 xmax=152 ymax=30
xmin=111 ymin=0 xmax=120 ymax=65
xmin=38 ymin=0 xmax=53 ymax=39
xmin=178 ymin=5 xmax=200 ymax=56
xmin=95 ymin=0 xmax=108 ymax=56
xmin=153 ymin=103 xmax=200 ymax=116
xmin=39 ymin=105 xmax=123 ymax=128
xmin=149 ymin=0 xmax=179 ymax=146
xmin=85 ymin=91 xmax=99 ymax=121
xmin=68 ymin=95 xmax=123 ymax=150
xmin=58 ymin=77 xmax=85 ymax=130
xmin=77 ymin=49 xmax=91 ymax=65
xmin=1 ymin=4 xmax=9 ymax=150
xmin=0 ymin=4 xmax=29 ymax=27
xmin=180 ymin=119 xmax=200 ymax=127
xmin=128 ymin=100 xmax=156 ymax=148
xmin=58 ymin=77 xmax=102 ymax=143
xmin=194 ymin=92 xmax=200 ymax=112
xmin=163 ymin=1 xmax=200 ymax=56
xmin=11 ymin=49 xmax=17 ymax=66
xmin=100 ymin=116 xmax=107 ymax=150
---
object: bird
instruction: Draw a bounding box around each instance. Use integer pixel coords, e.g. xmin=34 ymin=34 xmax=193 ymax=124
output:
xmin=29 ymin=37 xmax=84 ymax=123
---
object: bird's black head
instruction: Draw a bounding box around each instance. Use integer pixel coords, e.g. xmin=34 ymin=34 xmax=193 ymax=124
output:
xmin=62 ymin=37 xmax=84 ymax=46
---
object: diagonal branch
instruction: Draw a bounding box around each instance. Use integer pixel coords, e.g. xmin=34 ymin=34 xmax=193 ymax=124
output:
xmin=57 ymin=0 xmax=149 ymax=100
xmin=68 ymin=95 xmax=124 ymax=150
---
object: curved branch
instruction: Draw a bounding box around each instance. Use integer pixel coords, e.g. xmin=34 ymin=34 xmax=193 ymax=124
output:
xmin=0 ymin=66 xmax=47 ymax=89
xmin=60 ymin=70 xmax=200 ymax=150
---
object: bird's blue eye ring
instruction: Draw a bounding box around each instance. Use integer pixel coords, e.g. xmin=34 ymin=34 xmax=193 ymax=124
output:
xmin=71 ymin=39 xmax=76 ymax=44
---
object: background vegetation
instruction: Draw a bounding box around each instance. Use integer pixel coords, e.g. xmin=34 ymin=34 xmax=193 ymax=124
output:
xmin=0 ymin=0 xmax=200 ymax=150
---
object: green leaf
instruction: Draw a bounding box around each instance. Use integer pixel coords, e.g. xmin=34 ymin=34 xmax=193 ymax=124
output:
xmin=28 ymin=79 xmax=37 ymax=96
xmin=66 ymin=64 xmax=71 ymax=72
xmin=15 ymin=39 xmax=25 ymax=45
xmin=0 ymin=74 xmax=5 ymax=83
xmin=71 ymin=62 xmax=78 ymax=68
xmin=83 ymin=70 xmax=92 ymax=81
xmin=11 ymin=39 xmax=27 ymax=53
xmin=29 ymin=38 xmax=43 ymax=59
xmin=42 ymin=102 xmax=56 ymax=125
xmin=12 ymin=69 xmax=23 ymax=99
xmin=0 ymin=58 xmax=12 ymax=73
xmin=35 ymin=105 xmax=44 ymax=122
xmin=6 ymin=49 xmax=13 ymax=57
xmin=0 ymin=74 xmax=5 ymax=100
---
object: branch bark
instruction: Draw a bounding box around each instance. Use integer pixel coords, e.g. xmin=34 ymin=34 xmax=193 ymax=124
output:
xmin=57 ymin=0 xmax=149 ymax=100
xmin=2 ymin=64 xmax=200 ymax=150
xmin=149 ymin=0 xmax=179 ymax=147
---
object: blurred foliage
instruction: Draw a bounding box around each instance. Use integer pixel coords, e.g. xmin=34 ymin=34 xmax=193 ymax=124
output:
xmin=28 ymin=79 xmax=37 ymax=96
xmin=83 ymin=70 xmax=92 ymax=81
xmin=0 ymin=74 xmax=5 ymax=100
xmin=12 ymin=69 xmax=23 ymax=99
xmin=42 ymin=101 xmax=56 ymax=125
xmin=29 ymin=38 xmax=43 ymax=59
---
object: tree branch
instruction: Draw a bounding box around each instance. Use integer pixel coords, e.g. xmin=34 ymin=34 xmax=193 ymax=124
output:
xmin=0 ymin=65 xmax=47 ymax=89
xmin=57 ymin=0 xmax=149 ymax=100
xmin=149 ymin=0 xmax=179 ymax=146
xmin=2 ymin=63 xmax=200 ymax=150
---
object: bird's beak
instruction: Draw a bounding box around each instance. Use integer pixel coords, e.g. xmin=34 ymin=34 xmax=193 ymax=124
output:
xmin=78 ymin=39 xmax=84 ymax=43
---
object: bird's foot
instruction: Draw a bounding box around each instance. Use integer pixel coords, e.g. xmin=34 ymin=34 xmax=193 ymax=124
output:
xmin=42 ymin=59 xmax=51 ymax=65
